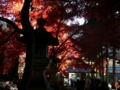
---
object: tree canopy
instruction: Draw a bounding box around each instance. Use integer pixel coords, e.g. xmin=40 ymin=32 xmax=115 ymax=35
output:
xmin=0 ymin=0 xmax=120 ymax=77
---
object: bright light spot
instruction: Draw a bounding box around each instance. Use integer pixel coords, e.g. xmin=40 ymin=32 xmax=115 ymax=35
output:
xmin=72 ymin=33 xmax=82 ymax=39
xmin=66 ymin=8 xmax=72 ymax=13
xmin=115 ymin=11 xmax=120 ymax=18
xmin=62 ymin=33 xmax=68 ymax=39
xmin=67 ymin=17 xmax=85 ymax=26
xmin=73 ymin=67 xmax=76 ymax=70
xmin=116 ymin=11 xmax=119 ymax=14
xmin=108 ymin=84 xmax=112 ymax=89
xmin=20 ymin=34 xmax=24 ymax=37
xmin=82 ymin=57 xmax=85 ymax=60
xmin=96 ymin=3 xmax=99 ymax=5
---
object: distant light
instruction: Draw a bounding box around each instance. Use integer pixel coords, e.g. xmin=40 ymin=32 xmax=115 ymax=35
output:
xmin=8 ymin=17 xmax=12 ymax=20
xmin=33 ymin=26 xmax=36 ymax=30
xmin=116 ymin=11 xmax=119 ymax=14
xmin=96 ymin=3 xmax=99 ymax=5
xmin=57 ymin=72 xmax=60 ymax=74
xmin=66 ymin=60 xmax=72 ymax=62
xmin=67 ymin=17 xmax=85 ymax=26
xmin=115 ymin=11 xmax=120 ymax=18
xmin=97 ymin=55 xmax=99 ymax=58
xmin=82 ymin=57 xmax=85 ymax=60
xmin=20 ymin=34 xmax=24 ymax=37
xmin=107 ymin=57 xmax=109 ymax=60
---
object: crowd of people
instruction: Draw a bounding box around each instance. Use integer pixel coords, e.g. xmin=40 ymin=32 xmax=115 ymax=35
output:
xmin=70 ymin=77 xmax=111 ymax=90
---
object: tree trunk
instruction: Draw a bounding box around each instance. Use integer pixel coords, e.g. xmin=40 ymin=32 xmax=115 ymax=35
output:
xmin=100 ymin=47 xmax=104 ymax=81
xmin=18 ymin=0 xmax=35 ymax=90
xmin=101 ymin=59 xmax=104 ymax=81
xmin=106 ymin=44 xmax=108 ymax=83
xmin=99 ymin=60 xmax=102 ymax=79
xmin=113 ymin=45 xmax=116 ymax=84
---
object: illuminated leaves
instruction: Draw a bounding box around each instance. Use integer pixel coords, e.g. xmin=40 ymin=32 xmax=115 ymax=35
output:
xmin=2 ymin=0 xmax=120 ymax=74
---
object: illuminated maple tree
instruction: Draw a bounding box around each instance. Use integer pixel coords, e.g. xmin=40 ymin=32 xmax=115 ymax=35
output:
xmin=0 ymin=1 xmax=87 ymax=89
xmin=70 ymin=0 xmax=120 ymax=74
xmin=0 ymin=0 xmax=86 ymax=76
xmin=0 ymin=1 xmax=120 ymax=86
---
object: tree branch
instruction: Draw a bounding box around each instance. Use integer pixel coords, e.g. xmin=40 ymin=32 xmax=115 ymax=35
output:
xmin=0 ymin=17 xmax=22 ymax=33
xmin=0 ymin=17 xmax=23 ymax=46
xmin=50 ymin=26 xmax=82 ymax=57
xmin=0 ymin=30 xmax=16 ymax=46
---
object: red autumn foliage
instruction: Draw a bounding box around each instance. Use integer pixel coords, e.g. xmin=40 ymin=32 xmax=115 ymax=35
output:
xmin=0 ymin=0 xmax=120 ymax=75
